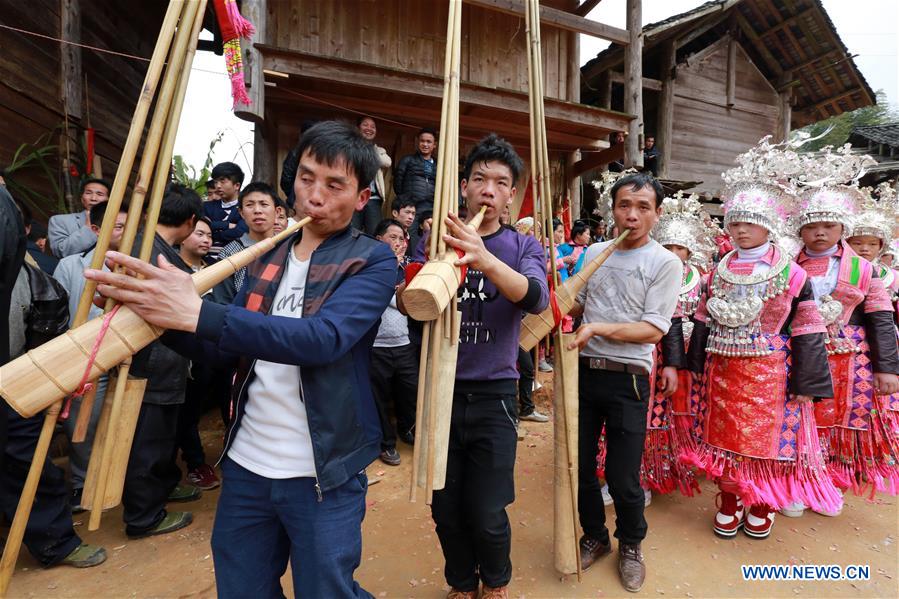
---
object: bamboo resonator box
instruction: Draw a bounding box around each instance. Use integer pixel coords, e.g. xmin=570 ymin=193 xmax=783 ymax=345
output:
xmin=402 ymin=205 xmax=487 ymax=322
xmin=0 ymin=217 xmax=311 ymax=418
xmin=519 ymin=229 xmax=630 ymax=352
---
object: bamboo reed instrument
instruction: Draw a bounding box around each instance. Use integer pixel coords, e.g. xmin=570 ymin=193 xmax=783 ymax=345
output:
xmin=0 ymin=3 xmax=189 ymax=595
xmin=519 ymin=229 xmax=630 ymax=352
xmin=553 ymin=334 xmax=580 ymax=575
xmin=0 ymin=216 xmax=311 ymax=420
xmin=410 ymin=0 xmax=463 ymax=503
xmin=401 ymin=206 xmax=486 ymax=322
xmin=525 ymin=0 xmax=581 ymax=579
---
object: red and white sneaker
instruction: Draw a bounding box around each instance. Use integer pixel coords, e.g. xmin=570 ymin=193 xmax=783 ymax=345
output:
xmin=713 ymin=492 xmax=744 ymax=538
xmin=744 ymin=504 xmax=775 ymax=539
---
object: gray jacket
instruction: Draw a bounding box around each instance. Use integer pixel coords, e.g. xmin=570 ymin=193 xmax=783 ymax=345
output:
xmin=48 ymin=211 xmax=96 ymax=258
xmin=52 ymin=248 xmax=104 ymax=327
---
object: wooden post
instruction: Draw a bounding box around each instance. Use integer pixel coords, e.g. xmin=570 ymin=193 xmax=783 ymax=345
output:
xmin=726 ymin=36 xmax=736 ymax=108
xmin=566 ymin=28 xmax=581 ymax=220
xmin=253 ymin=121 xmax=277 ymax=185
xmin=234 ymin=0 xmax=265 ymax=123
xmin=775 ymin=71 xmax=793 ymax=143
xmin=60 ymin=0 xmax=82 ymax=119
xmin=599 ymin=70 xmax=612 ymax=109
xmin=567 ymin=151 xmax=581 ymax=221
xmin=623 ymin=0 xmax=643 ymax=168
xmin=657 ymin=40 xmax=675 ymax=178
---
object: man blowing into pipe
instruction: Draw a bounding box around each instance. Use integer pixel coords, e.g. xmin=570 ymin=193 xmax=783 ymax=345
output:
xmin=85 ymin=121 xmax=397 ymax=598
xmin=403 ymin=134 xmax=549 ymax=599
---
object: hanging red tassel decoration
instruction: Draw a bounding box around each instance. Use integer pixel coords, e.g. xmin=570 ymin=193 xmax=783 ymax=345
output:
xmin=213 ymin=0 xmax=254 ymax=108
xmin=85 ymin=127 xmax=95 ymax=176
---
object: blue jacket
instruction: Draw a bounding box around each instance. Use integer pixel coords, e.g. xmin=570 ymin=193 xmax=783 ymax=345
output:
xmin=203 ymin=199 xmax=248 ymax=248
xmin=164 ymin=226 xmax=396 ymax=494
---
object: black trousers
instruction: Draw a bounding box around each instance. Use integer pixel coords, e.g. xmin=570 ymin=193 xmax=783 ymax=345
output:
xmin=123 ymin=403 xmax=183 ymax=535
xmin=577 ymin=368 xmax=650 ymax=545
xmin=177 ymin=363 xmax=210 ymax=471
xmin=352 ymin=197 xmax=383 ymax=236
xmin=431 ymin=391 xmax=518 ymax=591
xmin=516 ymin=347 xmax=535 ymax=416
xmin=1 ymin=403 xmax=81 ymax=566
xmin=370 ymin=344 xmax=419 ymax=450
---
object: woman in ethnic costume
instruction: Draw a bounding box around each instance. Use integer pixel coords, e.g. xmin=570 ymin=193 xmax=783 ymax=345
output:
xmin=687 ymin=138 xmax=839 ymax=540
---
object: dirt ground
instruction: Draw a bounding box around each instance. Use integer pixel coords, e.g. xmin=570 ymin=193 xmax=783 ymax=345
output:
xmin=6 ymin=372 xmax=898 ymax=598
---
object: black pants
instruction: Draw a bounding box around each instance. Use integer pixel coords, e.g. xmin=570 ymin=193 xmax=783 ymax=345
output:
xmin=370 ymin=344 xmax=419 ymax=449
xmin=123 ymin=403 xmax=183 ymax=535
xmin=577 ymin=368 xmax=650 ymax=545
xmin=177 ymin=364 xmax=210 ymax=471
xmin=1 ymin=403 xmax=81 ymax=566
xmin=516 ymin=347 xmax=535 ymax=416
xmin=431 ymin=390 xmax=518 ymax=591
xmin=209 ymin=367 xmax=234 ymax=428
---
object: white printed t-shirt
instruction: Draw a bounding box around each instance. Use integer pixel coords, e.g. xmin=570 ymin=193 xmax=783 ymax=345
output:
xmin=228 ymin=247 xmax=315 ymax=478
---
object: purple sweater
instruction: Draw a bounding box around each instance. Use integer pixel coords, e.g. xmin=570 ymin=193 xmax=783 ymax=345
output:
xmin=414 ymin=226 xmax=548 ymax=383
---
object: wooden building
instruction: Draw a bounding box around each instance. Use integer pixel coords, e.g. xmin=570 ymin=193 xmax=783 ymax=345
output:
xmin=580 ymin=0 xmax=875 ymax=199
xmin=849 ymin=124 xmax=899 ymax=187
xmin=0 ymin=1 xmax=169 ymax=219
xmin=235 ymin=0 xmax=638 ymax=218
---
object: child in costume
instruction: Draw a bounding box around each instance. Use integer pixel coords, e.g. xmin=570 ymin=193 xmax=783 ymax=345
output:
xmin=687 ymin=137 xmax=839 ymax=540
xmin=845 ymin=183 xmax=899 ymax=447
xmin=787 ymin=172 xmax=899 ymax=513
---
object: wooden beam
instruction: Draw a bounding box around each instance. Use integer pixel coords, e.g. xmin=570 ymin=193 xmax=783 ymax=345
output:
xmin=234 ymin=0 xmax=266 ymax=123
xmin=775 ymin=72 xmax=792 ymax=143
xmin=608 ymin=70 xmax=662 ymax=92
xmin=598 ymin=71 xmax=612 ymax=109
xmin=462 ymin=0 xmax=629 ymax=44
xmin=806 ymin=86 xmax=864 ymax=115
xmin=569 ymin=143 xmax=624 ymax=180
xmin=657 ymin=40 xmax=675 ymax=178
xmin=574 ymin=0 xmax=603 ymax=17
xmin=623 ymin=0 xmax=643 ymax=168
xmin=253 ymin=121 xmax=277 ymax=185
xmin=725 ymin=36 xmax=736 ymax=108
xmin=258 ymin=45 xmax=634 ymax=135
xmin=674 ymin=11 xmax=729 ymax=49
xmin=60 ymin=0 xmax=82 ymax=119
xmin=757 ymin=6 xmax=814 ymax=38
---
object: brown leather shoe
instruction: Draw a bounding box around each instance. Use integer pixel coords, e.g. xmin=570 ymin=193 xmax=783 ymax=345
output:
xmin=617 ymin=542 xmax=646 ymax=592
xmin=579 ymin=534 xmax=612 ymax=571
xmin=445 ymin=589 xmax=478 ymax=599
xmin=480 ymin=586 xmax=508 ymax=599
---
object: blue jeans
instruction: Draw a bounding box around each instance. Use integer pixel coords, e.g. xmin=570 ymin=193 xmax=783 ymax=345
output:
xmin=212 ymin=458 xmax=372 ymax=598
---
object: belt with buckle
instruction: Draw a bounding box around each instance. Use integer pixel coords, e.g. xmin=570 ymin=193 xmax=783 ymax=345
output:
xmin=578 ymin=357 xmax=649 ymax=376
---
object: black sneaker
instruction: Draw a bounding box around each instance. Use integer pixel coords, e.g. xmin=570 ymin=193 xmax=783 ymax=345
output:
xmin=379 ymin=448 xmax=401 ymax=466
xmin=399 ymin=430 xmax=415 ymax=446
xmin=71 ymin=488 xmax=85 ymax=514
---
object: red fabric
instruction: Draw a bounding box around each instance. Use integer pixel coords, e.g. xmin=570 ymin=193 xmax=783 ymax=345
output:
xmin=518 ymin=178 xmax=534 ymax=219
xmin=213 ymin=0 xmax=238 ymax=41
xmin=404 ymin=262 xmax=423 ymax=286
xmin=85 ymin=128 xmax=95 ymax=176
xmin=549 ymin=289 xmax=562 ymax=331
xmin=453 ymin=248 xmax=468 ymax=283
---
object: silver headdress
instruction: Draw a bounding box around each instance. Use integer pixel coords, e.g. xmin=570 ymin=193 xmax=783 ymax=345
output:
xmin=721 ymin=136 xmax=804 ymax=237
xmin=652 ymin=191 xmax=718 ymax=267
xmin=850 ymin=182 xmax=898 ymax=252
xmin=591 ymin=168 xmax=638 ymax=223
xmin=793 ymin=144 xmax=876 ymax=235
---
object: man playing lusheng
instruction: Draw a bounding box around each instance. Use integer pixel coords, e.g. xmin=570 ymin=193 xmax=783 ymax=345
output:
xmin=85 ymin=121 xmax=397 ymax=598
xmin=405 ymin=134 xmax=548 ymax=599
xmin=568 ymin=172 xmax=682 ymax=593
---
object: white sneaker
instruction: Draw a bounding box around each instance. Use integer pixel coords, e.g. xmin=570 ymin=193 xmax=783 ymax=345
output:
xmin=538 ymin=359 xmax=554 ymax=372
xmin=644 ymin=488 xmax=652 ymax=507
xmin=532 ymin=380 xmax=543 ymax=392
xmin=601 ymin=483 xmax=613 ymax=506
xmin=519 ymin=410 xmax=549 ymax=423
xmin=812 ymin=505 xmax=843 ymax=517
xmin=779 ymin=501 xmax=806 ymax=518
